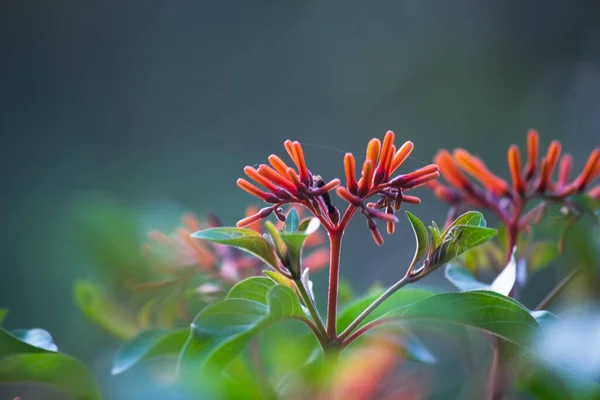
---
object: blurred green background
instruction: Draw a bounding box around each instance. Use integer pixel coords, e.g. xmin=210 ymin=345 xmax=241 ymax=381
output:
xmin=1 ymin=1 xmax=599 ymax=399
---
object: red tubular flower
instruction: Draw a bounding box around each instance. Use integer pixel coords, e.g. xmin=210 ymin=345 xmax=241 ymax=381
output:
xmin=237 ymin=140 xmax=340 ymax=227
xmin=335 ymin=130 xmax=438 ymax=244
xmin=428 ymin=129 xmax=600 ymax=229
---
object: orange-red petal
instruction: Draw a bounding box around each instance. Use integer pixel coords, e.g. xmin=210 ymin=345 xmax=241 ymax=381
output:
xmin=508 ymin=145 xmax=525 ymax=195
xmin=525 ymin=129 xmax=539 ymax=179
xmin=390 ymin=141 xmax=414 ymax=174
xmin=344 ymin=152 xmax=358 ymax=194
xmin=453 ymin=149 xmax=509 ymax=196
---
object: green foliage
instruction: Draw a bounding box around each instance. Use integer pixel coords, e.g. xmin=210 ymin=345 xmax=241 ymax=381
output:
xmin=527 ymin=242 xmax=560 ymax=272
xmin=191 ymin=227 xmax=279 ymax=269
xmin=0 ymin=309 xmax=7 ymax=326
xmin=74 ymin=281 xmax=139 ymax=340
xmin=445 ymin=249 xmax=516 ymax=295
xmin=427 ymin=211 xmax=497 ymax=270
xmin=337 ymin=288 xmax=435 ymax=332
xmin=0 ymin=328 xmax=101 ymax=400
xmin=179 ymin=277 xmax=307 ymax=372
xmin=379 ymin=291 xmax=540 ymax=348
xmin=112 ymin=329 xmax=189 ymax=375
xmin=283 ymin=208 xmax=300 ymax=232
xmin=405 ymin=211 xmax=429 ymax=268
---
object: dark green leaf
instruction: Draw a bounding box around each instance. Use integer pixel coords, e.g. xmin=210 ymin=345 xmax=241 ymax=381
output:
xmin=112 ymin=329 xmax=189 ymax=375
xmin=337 ymin=288 xmax=435 ymax=333
xmin=0 ymin=309 xmax=7 ymax=326
xmin=0 ymin=353 xmax=101 ymax=400
xmin=283 ymin=208 xmax=299 ymax=233
xmin=528 ymin=242 xmax=560 ymax=272
xmin=179 ymin=277 xmax=306 ymax=372
xmin=74 ymin=281 xmax=139 ymax=340
xmin=191 ymin=227 xmax=278 ymax=269
xmin=405 ymin=211 xmax=429 ymax=267
xmin=568 ymin=194 xmax=600 ymax=218
xmin=380 ymin=291 xmax=540 ymax=348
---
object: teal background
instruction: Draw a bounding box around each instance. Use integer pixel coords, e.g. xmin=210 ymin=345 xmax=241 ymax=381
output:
xmin=1 ymin=1 xmax=599 ymax=398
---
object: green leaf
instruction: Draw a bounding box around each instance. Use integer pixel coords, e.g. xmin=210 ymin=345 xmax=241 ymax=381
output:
xmin=0 ymin=328 xmax=101 ymax=400
xmin=379 ymin=291 xmax=540 ymax=348
xmin=445 ymin=264 xmax=489 ymax=291
xmin=74 ymin=281 xmax=139 ymax=340
xmin=528 ymin=242 xmax=559 ymax=272
xmin=568 ymin=194 xmax=600 ymax=218
xmin=530 ymin=310 xmax=559 ymax=331
xmin=405 ymin=211 xmax=429 ymax=267
xmin=443 ymin=211 xmax=486 ymax=236
xmin=0 ymin=309 xmax=7 ymax=326
xmin=0 ymin=353 xmax=101 ymax=400
xmin=264 ymin=270 xmax=295 ymax=290
xmin=337 ymin=288 xmax=435 ymax=333
xmin=428 ymin=225 xmax=498 ymax=269
xmin=191 ymin=227 xmax=278 ymax=269
xmin=179 ymin=277 xmax=306 ymax=372
xmin=429 ymin=221 xmax=442 ymax=248
xmin=283 ymin=208 xmax=299 ymax=233
xmin=297 ymin=217 xmax=321 ymax=234
xmin=112 ymin=329 xmax=189 ymax=375
xmin=10 ymin=329 xmax=58 ymax=352
xmin=279 ymin=219 xmax=320 ymax=278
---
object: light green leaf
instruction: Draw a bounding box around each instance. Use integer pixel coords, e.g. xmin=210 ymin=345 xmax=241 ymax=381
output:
xmin=74 ymin=281 xmax=139 ymax=340
xmin=191 ymin=227 xmax=278 ymax=269
xmin=530 ymin=310 xmax=559 ymax=331
xmin=0 ymin=328 xmax=101 ymax=400
xmin=429 ymin=221 xmax=442 ymax=248
xmin=568 ymin=194 xmax=600 ymax=218
xmin=112 ymin=329 xmax=189 ymax=375
xmin=428 ymin=225 xmax=497 ymax=270
xmin=264 ymin=270 xmax=295 ymax=290
xmin=380 ymin=291 xmax=540 ymax=348
xmin=10 ymin=329 xmax=58 ymax=352
xmin=445 ymin=264 xmax=489 ymax=291
xmin=528 ymin=242 xmax=559 ymax=272
xmin=297 ymin=217 xmax=320 ymax=234
xmin=283 ymin=208 xmax=299 ymax=233
xmin=0 ymin=309 xmax=7 ymax=326
xmin=179 ymin=277 xmax=306 ymax=372
xmin=405 ymin=211 xmax=429 ymax=268
xmin=443 ymin=211 xmax=487 ymax=237
xmin=336 ymin=288 xmax=435 ymax=333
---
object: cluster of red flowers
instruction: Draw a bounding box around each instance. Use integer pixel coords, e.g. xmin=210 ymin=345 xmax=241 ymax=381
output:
xmin=143 ymin=207 xmax=328 ymax=292
xmin=428 ymin=130 xmax=600 ymax=228
xmin=238 ymin=131 xmax=439 ymax=245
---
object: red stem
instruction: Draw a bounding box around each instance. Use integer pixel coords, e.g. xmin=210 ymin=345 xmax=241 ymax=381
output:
xmin=326 ymin=230 xmax=343 ymax=338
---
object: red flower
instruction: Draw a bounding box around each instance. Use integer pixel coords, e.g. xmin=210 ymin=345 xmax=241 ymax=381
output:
xmin=237 ymin=140 xmax=341 ymax=228
xmin=428 ymin=129 xmax=600 ymax=229
xmin=336 ymin=131 xmax=439 ymax=244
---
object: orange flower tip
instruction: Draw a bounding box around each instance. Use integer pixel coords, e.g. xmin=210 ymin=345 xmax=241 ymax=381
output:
xmin=575 ymin=148 xmax=600 ymax=190
xmin=390 ymin=141 xmax=414 ymax=173
xmin=402 ymin=195 xmax=421 ymax=205
xmin=336 ymin=187 xmax=363 ymax=207
xmin=268 ymin=154 xmax=289 ymax=175
xmin=403 ymin=171 xmax=440 ymax=189
xmin=366 ymin=138 xmax=382 ymax=165
xmin=508 ymin=145 xmax=525 ymax=194
xmin=366 ymin=208 xmax=398 ymax=223
xmin=358 ymin=160 xmax=375 ymax=197
xmin=387 ymin=220 xmax=395 ymax=234
xmin=316 ymin=178 xmax=341 ymax=194
xmin=371 ymin=228 xmax=384 ymax=246
xmin=389 ymin=164 xmax=439 ymax=187
xmin=344 ymin=153 xmax=358 ymax=194
xmin=546 ymin=140 xmax=562 ymax=168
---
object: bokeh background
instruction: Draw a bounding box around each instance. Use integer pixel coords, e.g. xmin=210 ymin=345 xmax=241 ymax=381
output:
xmin=1 ymin=1 xmax=600 ymax=399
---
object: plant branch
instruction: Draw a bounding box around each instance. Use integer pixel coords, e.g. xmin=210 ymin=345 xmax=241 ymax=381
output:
xmin=535 ymin=267 xmax=580 ymax=311
xmin=294 ymin=278 xmax=327 ymax=339
xmin=338 ymin=275 xmax=412 ymax=341
xmin=341 ymin=318 xmax=392 ymax=348
xmin=326 ymin=231 xmax=343 ymax=338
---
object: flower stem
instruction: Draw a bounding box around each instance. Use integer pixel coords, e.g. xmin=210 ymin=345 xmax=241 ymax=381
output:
xmin=326 ymin=230 xmax=343 ymax=338
xmin=535 ymin=267 xmax=580 ymax=311
xmin=294 ymin=279 xmax=327 ymax=339
xmin=338 ymin=275 xmax=411 ymax=341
